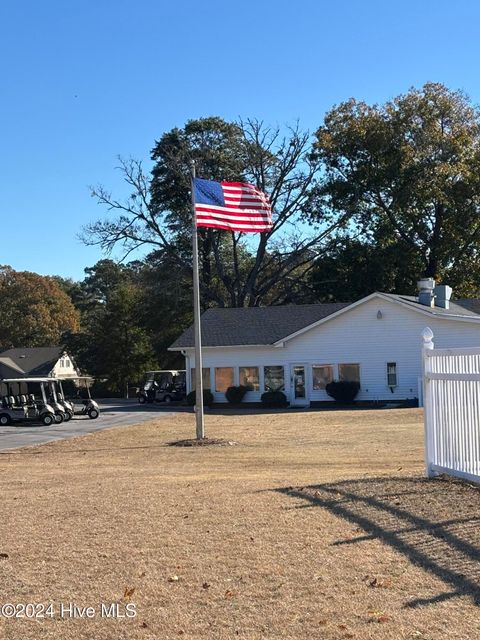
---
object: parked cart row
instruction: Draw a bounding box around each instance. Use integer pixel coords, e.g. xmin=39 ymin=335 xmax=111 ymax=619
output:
xmin=0 ymin=377 xmax=100 ymax=426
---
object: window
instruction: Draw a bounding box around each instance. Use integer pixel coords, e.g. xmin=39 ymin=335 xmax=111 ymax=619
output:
xmin=239 ymin=367 xmax=259 ymax=391
xmin=264 ymin=366 xmax=285 ymax=392
xmin=387 ymin=362 xmax=397 ymax=387
xmin=338 ymin=363 xmax=360 ymax=383
xmin=312 ymin=365 xmax=334 ymax=390
xmin=59 ymin=359 xmax=65 ymax=368
xmin=215 ymin=367 xmax=234 ymax=393
xmin=191 ymin=368 xmax=211 ymax=390
xmin=65 ymin=359 xmax=71 ymax=368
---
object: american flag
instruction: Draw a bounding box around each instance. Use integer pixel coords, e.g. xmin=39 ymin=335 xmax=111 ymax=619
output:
xmin=193 ymin=178 xmax=273 ymax=232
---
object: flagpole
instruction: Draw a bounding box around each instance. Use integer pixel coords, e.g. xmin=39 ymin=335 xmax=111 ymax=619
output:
xmin=190 ymin=160 xmax=205 ymax=439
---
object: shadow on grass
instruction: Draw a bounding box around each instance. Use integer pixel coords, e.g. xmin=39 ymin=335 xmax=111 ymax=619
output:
xmin=276 ymin=476 xmax=480 ymax=607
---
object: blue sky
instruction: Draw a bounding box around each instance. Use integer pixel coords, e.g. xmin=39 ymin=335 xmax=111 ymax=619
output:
xmin=1 ymin=0 xmax=480 ymax=280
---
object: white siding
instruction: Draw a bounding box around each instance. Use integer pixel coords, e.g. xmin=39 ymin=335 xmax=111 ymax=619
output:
xmin=184 ymin=297 xmax=480 ymax=403
xmin=51 ymin=353 xmax=81 ymax=379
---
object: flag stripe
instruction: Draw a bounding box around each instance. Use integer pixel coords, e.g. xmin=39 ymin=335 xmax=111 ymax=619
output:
xmin=197 ymin=221 xmax=273 ymax=231
xmin=196 ymin=205 xmax=271 ymax=218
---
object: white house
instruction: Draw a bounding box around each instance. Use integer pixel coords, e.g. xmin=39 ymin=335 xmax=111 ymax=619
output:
xmin=169 ymin=280 xmax=480 ymax=406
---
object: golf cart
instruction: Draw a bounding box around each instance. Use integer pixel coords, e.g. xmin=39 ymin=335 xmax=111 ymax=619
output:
xmin=137 ymin=370 xmax=186 ymax=404
xmin=0 ymin=378 xmax=57 ymax=426
xmin=48 ymin=379 xmax=74 ymax=422
xmin=57 ymin=377 xmax=100 ymax=419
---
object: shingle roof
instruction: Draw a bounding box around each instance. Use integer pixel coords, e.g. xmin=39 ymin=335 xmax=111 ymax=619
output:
xmin=170 ymin=294 xmax=480 ymax=349
xmin=0 ymin=357 xmax=26 ymax=378
xmin=382 ymin=294 xmax=480 ymax=318
xmin=454 ymin=298 xmax=480 ymax=315
xmin=0 ymin=346 xmax=65 ymax=376
xmin=170 ymin=303 xmax=351 ymax=348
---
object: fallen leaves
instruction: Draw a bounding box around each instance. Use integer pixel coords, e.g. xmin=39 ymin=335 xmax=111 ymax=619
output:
xmin=123 ymin=587 xmax=135 ymax=601
xmin=362 ymin=574 xmax=393 ymax=589
xmin=367 ymin=610 xmax=392 ymax=623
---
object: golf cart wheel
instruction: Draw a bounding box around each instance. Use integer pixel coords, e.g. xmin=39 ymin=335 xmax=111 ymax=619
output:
xmin=88 ymin=408 xmax=99 ymax=419
xmin=0 ymin=413 xmax=11 ymax=426
xmin=54 ymin=412 xmax=64 ymax=424
xmin=42 ymin=413 xmax=55 ymax=426
xmin=138 ymin=395 xmax=146 ymax=404
xmin=164 ymin=395 xmax=172 ymax=403
xmin=65 ymin=410 xmax=74 ymax=421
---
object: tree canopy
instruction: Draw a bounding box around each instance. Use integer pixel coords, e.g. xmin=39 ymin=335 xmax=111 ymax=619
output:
xmin=312 ymin=82 xmax=480 ymax=294
xmin=0 ymin=267 xmax=80 ymax=350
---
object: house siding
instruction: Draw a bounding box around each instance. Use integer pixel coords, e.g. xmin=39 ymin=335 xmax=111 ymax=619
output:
xmin=51 ymin=354 xmax=81 ymax=379
xmin=183 ymin=297 xmax=480 ymax=404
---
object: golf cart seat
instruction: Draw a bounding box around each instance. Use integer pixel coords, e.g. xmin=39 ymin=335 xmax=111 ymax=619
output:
xmin=19 ymin=395 xmax=27 ymax=406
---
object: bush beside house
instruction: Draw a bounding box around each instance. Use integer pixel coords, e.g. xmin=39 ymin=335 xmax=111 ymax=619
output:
xmin=325 ymin=380 xmax=360 ymax=404
xmin=225 ymin=385 xmax=249 ymax=403
xmin=186 ymin=389 xmax=214 ymax=407
xmin=261 ymin=391 xmax=288 ymax=408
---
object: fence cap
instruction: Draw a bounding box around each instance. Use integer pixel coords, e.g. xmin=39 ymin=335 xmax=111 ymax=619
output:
xmin=422 ymin=326 xmax=434 ymax=345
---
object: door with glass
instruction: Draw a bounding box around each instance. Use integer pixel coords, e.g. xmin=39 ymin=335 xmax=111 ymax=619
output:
xmin=290 ymin=364 xmax=308 ymax=406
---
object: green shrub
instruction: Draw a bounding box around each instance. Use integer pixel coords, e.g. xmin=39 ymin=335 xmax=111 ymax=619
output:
xmin=185 ymin=388 xmax=214 ymax=407
xmin=261 ymin=390 xmax=288 ymax=408
xmin=225 ymin=385 xmax=249 ymax=403
xmin=325 ymin=380 xmax=360 ymax=404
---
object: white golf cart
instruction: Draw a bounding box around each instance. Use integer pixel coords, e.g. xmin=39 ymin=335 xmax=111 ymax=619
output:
xmin=0 ymin=378 xmax=57 ymax=426
xmin=56 ymin=377 xmax=100 ymax=419
xmin=47 ymin=379 xmax=74 ymax=421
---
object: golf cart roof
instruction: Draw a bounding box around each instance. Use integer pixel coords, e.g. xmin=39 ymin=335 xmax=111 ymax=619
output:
xmin=146 ymin=370 xmax=185 ymax=374
xmin=1 ymin=377 xmax=53 ymax=383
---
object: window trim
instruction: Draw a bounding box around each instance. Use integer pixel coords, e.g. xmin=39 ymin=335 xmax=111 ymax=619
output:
xmin=386 ymin=361 xmax=398 ymax=388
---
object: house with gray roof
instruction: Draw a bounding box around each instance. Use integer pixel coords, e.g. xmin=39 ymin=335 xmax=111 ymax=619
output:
xmin=169 ymin=279 xmax=480 ymax=406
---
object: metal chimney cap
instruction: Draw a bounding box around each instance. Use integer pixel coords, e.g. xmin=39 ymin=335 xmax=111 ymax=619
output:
xmin=417 ymin=278 xmax=435 ymax=290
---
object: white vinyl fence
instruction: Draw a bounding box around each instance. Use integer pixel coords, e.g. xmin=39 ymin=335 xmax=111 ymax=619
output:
xmin=422 ymin=327 xmax=480 ymax=483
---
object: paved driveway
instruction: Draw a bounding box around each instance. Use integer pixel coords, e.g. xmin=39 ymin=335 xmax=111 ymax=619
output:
xmin=0 ymin=400 xmax=179 ymax=451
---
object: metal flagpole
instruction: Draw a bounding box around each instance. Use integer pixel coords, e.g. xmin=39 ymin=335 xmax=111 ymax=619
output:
xmin=190 ymin=160 xmax=205 ymax=439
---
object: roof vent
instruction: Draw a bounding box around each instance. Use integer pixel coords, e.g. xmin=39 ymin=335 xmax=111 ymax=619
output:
xmin=417 ymin=278 xmax=435 ymax=307
xmin=434 ymin=284 xmax=452 ymax=310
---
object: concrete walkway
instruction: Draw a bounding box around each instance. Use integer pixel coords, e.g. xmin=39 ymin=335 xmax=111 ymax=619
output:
xmin=0 ymin=400 xmax=178 ymax=451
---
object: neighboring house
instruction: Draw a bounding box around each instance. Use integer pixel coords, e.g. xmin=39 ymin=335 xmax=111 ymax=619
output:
xmin=169 ymin=280 xmax=480 ymax=406
xmin=0 ymin=357 xmax=26 ymax=379
xmin=0 ymin=347 xmax=80 ymax=379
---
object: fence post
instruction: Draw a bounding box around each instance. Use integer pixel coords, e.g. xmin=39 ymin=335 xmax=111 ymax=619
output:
xmin=422 ymin=327 xmax=435 ymax=477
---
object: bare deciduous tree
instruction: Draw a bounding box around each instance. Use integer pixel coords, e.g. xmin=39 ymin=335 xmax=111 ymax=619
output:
xmin=84 ymin=117 xmax=350 ymax=307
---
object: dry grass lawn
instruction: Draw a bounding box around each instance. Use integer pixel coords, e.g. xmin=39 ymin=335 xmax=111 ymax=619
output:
xmin=0 ymin=407 xmax=479 ymax=640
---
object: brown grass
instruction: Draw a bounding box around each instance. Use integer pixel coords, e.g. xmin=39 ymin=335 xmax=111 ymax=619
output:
xmin=0 ymin=407 xmax=479 ymax=639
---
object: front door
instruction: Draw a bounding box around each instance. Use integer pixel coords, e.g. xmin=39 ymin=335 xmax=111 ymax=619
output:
xmin=290 ymin=364 xmax=309 ymax=406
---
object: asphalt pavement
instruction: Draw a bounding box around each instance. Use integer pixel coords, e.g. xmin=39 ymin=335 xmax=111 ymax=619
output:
xmin=0 ymin=400 xmax=179 ymax=451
